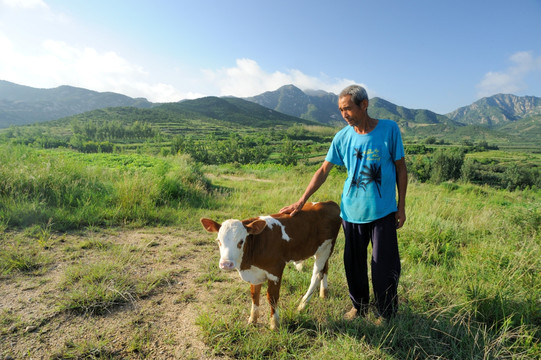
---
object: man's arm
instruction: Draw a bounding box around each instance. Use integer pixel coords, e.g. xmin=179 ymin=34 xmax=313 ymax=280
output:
xmin=395 ymin=157 xmax=408 ymax=229
xmin=280 ymin=160 xmax=334 ymax=216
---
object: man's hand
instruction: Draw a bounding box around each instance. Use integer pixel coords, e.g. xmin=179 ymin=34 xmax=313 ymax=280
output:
xmin=280 ymin=161 xmax=333 ymax=217
xmin=395 ymin=208 xmax=406 ymax=229
xmin=279 ymin=200 xmax=305 ymax=217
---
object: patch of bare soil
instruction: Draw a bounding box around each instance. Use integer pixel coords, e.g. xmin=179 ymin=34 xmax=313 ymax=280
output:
xmin=0 ymin=227 xmax=234 ymax=359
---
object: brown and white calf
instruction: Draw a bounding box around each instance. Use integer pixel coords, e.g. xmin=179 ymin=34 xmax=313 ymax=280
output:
xmin=200 ymin=201 xmax=341 ymax=330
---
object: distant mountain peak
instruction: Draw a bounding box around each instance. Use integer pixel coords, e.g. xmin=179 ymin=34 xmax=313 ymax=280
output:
xmin=245 ymin=84 xmax=341 ymax=125
xmin=446 ymin=93 xmax=541 ymax=126
xmin=0 ymin=80 xmax=152 ymax=127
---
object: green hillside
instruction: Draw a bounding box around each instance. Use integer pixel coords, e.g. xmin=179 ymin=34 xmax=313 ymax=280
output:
xmin=246 ymin=85 xmax=342 ymax=125
xmin=446 ymin=94 xmax=541 ymax=126
xmin=44 ymin=96 xmax=322 ymax=137
xmin=0 ymin=80 xmax=152 ymax=127
xmin=369 ymin=97 xmax=458 ymax=125
xmin=162 ymin=96 xmax=319 ymax=128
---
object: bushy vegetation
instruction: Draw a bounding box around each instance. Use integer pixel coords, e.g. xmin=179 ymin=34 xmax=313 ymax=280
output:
xmin=407 ymin=145 xmax=541 ymax=190
xmin=0 ymin=144 xmax=213 ymax=231
xmin=171 ymin=133 xmax=272 ymax=164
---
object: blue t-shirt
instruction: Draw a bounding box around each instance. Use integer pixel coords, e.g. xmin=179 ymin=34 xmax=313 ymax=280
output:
xmin=325 ymin=120 xmax=405 ymax=223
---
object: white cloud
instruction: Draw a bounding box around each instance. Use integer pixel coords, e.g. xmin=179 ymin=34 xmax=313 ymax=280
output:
xmin=0 ymin=32 xmax=186 ymax=102
xmin=1 ymin=32 xmax=360 ymax=103
xmin=203 ymin=58 xmax=356 ymax=97
xmin=477 ymin=51 xmax=541 ymax=98
xmin=1 ymin=23 xmax=355 ymax=102
xmin=1 ymin=0 xmax=48 ymax=10
xmin=0 ymin=1 xmax=359 ymax=103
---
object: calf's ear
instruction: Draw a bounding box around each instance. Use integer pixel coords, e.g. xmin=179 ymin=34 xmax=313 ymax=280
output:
xmin=245 ymin=219 xmax=267 ymax=235
xmin=200 ymin=218 xmax=221 ymax=233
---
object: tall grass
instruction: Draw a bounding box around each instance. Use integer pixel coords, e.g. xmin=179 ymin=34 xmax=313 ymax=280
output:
xmin=1 ymin=144 xmax=538 ymax=358
xmin=0 ymin=144 xmax=213 ymax=230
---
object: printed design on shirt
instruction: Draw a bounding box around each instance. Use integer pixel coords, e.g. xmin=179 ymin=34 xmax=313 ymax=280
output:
xmin=347 ymin=147 xmax=382 ymax=198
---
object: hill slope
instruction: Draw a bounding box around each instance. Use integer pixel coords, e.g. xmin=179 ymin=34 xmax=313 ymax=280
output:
xmin=446 ymin=94 xmax=541 ymax=127
xmin=0 ymin=80 xmax=152 ymax=127
xmin=245 ymin=84 xmax=342 ymax=125
xmin=164 ymin=96 xmax=320 ymax=128
xmin=49 ymin=96 xmax=321 ymax=138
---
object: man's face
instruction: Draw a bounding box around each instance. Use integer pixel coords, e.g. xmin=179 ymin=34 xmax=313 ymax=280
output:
xmin=338 ymin=95 xmax=366 ymax=127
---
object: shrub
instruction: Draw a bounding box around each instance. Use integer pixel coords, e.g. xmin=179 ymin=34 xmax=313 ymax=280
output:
xmin=407 ymin=155 xmax=432 ymax=182
xmin=502 ymin=164 xmax=534 ymax=190
xmin=431 ymin=148 xmax=465 ymax=183
xmin=461 ymin=157 xmax=479 ymax=183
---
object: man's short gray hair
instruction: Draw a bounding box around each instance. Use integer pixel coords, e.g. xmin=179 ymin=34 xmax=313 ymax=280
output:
xmin=339 ymin=85 xmax=368 ymax=106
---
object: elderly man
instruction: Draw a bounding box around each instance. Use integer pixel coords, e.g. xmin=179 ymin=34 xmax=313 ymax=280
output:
xmin=280 ymin=84 xmax=407 ymax=320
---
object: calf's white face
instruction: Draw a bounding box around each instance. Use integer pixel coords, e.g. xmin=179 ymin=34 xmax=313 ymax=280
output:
xmin=216 ymin=220 xmax=248 ymax=270
xmin=200 ymin=217 xmax=267 ymax=271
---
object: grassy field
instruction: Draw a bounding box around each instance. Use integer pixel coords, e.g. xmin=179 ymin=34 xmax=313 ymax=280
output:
xmin=0 ymin=144 xmax=539 ymax=359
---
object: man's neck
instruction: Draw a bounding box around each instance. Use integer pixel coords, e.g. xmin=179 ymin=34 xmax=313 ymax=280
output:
xmin=354 ymin=117 xmax=378 ymax=135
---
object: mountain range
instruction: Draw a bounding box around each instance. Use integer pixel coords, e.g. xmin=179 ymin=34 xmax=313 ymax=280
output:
xmin=0 ymin=80 xmax=152 ymax=128
xmin=1 ymin=80 xmax=540 ymax=143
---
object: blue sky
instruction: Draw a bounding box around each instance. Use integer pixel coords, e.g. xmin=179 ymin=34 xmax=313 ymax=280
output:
xmin=1 ymin=0 xmax=540 ymax=114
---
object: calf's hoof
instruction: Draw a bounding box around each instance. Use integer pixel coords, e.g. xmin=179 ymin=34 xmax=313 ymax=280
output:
xmin=270 ymin=315 xmax=279 ymax=331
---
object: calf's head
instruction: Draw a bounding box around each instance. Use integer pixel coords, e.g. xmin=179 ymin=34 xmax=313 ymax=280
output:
xmin=200 ymin=218 xmax=267 ymax=270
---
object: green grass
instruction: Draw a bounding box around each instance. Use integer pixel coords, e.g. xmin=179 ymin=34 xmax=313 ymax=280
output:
xmin=57 ymin=261 xmax=178 ymax=315
xmin=50 ymin=337 xmax=120 ymax=359
xmin=0 ymin=143 xmax=539 ymax=358
xmin=57 ymin=243 xmax=178 ymax=315
xmin=195 ymin=163 xmax=540 ymax=359
xmin=0 ymin=235 xmax=51 ymax=275
xmin=0 ymin=144 xmax=214 ymax=231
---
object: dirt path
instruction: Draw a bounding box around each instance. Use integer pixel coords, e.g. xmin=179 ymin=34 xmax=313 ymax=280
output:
xmin=0 ymin=227 xmax=234 ymax=359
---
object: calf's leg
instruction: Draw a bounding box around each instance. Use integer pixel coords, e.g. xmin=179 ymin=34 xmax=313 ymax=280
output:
xmin=249 ymin=284 xmax=261 ymax=324
xmin=266 ymin=278 xmax=282 ymax=330
xmin=298 ymin=239 xmax=334 ymax=311
xmin=319 ymin=261 xmax=329 ymax=298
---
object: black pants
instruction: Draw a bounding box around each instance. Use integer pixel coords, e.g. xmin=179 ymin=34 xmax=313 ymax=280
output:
xmin=342 ymin=212 xmax=401 ymax=319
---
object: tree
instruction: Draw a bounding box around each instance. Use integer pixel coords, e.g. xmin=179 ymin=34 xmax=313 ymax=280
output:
xmin=431 ymin=148 xmax=465 ymax=183
xmin=279 ymin=137 xmax=297 ymax=166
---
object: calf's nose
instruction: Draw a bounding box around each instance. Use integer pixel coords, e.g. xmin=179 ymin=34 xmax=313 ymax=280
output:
xmin=219 ymin=259 xmax=235 ymax=270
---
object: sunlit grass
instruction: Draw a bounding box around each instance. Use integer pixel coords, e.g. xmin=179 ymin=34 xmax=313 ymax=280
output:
xmin=196 ymin=163 xmax=540 ymax=359
xmin=0 ymin=145 xmax=213 ymax=231
xmin=0 ymin=143 xmax=539 ymax=358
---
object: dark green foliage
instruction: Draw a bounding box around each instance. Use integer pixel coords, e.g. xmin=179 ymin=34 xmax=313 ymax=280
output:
xmin=160 ymin=96 xmax=319 ymax=128
xmin=430 ymin=148 xmax=466 ymax=183
xmin=502 ymin=163 xmax=539 ymax=190
xmin=70 ymin=118 xmax=157 ymax=141
xmin=405 ymin=144 xmax=429 ymax=154
xmin=278 ymin=137 xmax=298 ymax=166
xmin=172 ymin=133 xmax=272 ymax=165
xmin=407 ymin=155 xmax=432 ymax=182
